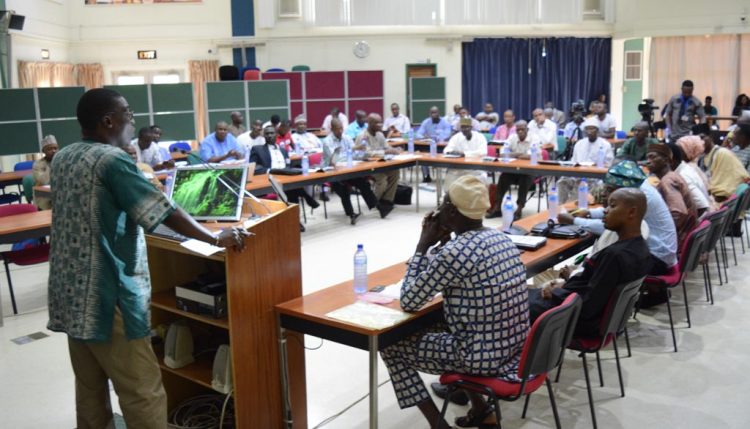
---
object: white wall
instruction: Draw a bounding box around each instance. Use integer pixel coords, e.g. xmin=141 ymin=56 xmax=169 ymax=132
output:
xmin=254 ymin=35 xmax=463 ymax=115
xmin=67 ymin=0 xmax=233 ymax=84
xmin=614 ymin=0 xmax=750 ymax=38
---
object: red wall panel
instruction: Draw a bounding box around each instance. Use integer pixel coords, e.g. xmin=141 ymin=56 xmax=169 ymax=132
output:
xmin=305 ymin=71 xmax=346 ymax=100
xmin=348 ymin=71 xmax=383 ymax=98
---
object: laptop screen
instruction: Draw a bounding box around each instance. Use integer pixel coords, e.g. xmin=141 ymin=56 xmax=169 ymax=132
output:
xmin=169 ymin=165 xmax=248 ymax=221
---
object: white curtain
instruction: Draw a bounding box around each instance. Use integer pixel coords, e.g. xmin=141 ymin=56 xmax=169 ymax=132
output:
xmin=649 ymin=35 xmax=742 ymax=119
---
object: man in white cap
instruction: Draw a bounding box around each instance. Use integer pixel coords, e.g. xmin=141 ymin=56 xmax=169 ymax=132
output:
xmin=443 ymin=117 xmax=488 ymax=189
xmin=291 ymin=115 xmax=322 ymax=152
xmin=557 ymin=118 xmax=614 ymax=203
xmin=380 ymin=175 xmax=528 ymax=429
xmin=32 ymin=135 xmax=59 ymax=210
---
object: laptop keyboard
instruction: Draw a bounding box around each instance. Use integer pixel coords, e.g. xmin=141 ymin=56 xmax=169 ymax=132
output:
xmin=149 ymin=224 xmax=189 ymax=242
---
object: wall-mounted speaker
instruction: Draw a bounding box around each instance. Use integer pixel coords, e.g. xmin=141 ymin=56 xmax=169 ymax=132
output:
xmin=164 ymin=321 xmax=194 ymax=369
xmin=212 ymin=344 xmax=233 ymax=394
xmin=0 ymin=11 xmax=25 ymax=32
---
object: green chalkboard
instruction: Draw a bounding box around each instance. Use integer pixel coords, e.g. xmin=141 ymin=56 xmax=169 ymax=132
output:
xmin=411 ymin=101 xmax=446 ymax=124
xmin=42 ymin=119 xmax=81 ymax=148
xmin=38 ymin=87 xmax=85 ymax=119
xmin=105 ymin=84 xmax=150 ymax=116
xmin=151 ymin=83 xmax=193 ymax=112
xmin=131 ymin=116 xmax=153 ymax=137
xmin=411 ymin=77 xmax=445 ymax=100
xmin=207 ymin=111 xmax=236 ymax=130
xmin=0 ymin=122 xmax=39 ymax=156
xmin=153 ymin=112 xmax=195 ymax=140
xmin=248 ymin=108 xmax=290 ymax=123
xmin=0 ymin=89 xmax=36 ymax=122
xmin=247 ymin=81 xmax=289 ymax=108
xmin=206 ymin=82 xmax=245 ymax=110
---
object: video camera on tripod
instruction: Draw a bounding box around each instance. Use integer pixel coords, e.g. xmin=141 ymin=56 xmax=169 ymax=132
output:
xmin=637 ymin=99 xmax=665 ymax=137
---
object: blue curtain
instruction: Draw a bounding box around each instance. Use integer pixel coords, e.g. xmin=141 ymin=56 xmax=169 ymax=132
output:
xmin=462 ymin=37 xmax=612 ymax=120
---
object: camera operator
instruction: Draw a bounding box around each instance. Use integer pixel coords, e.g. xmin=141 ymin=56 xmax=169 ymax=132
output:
xmin=664 ymin=80 xmax=706 ymax=141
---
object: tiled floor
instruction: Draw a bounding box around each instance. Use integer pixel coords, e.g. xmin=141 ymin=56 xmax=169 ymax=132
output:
xmin=2 ymin=185 xmax=750 ymax=428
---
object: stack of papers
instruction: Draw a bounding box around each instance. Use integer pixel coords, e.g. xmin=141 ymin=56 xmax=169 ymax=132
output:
xmin=325 ymin=301 xmax=410 ymax=329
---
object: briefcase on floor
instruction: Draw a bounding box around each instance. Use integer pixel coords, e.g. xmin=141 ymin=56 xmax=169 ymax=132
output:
xmin=394 ymin=184 xmax=413 ymax=205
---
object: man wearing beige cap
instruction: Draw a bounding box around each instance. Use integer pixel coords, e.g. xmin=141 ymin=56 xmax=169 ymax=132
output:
xmin=291 ymin=114 xmax=322 ymax=152
xmin=380 ymin=175 xmax=528 ymax=429
xmin=443 ymin=117 xmax=488 ymax=189
xmin=32 ymin=135 xmax=58 ymax=210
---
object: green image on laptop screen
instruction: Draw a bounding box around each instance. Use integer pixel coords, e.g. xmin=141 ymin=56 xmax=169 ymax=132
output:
xmin=169 ymin=165 xmax=248 ymax=221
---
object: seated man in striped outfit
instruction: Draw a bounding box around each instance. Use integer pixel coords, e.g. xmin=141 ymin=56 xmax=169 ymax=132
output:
xmin=380 ymin=175 xmax=529 ymax=429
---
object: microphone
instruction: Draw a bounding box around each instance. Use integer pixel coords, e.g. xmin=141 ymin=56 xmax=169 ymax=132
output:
xmin=185 ymin=152 xmax=271 ymax=216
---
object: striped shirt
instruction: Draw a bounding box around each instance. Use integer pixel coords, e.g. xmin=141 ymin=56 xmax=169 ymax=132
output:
xmin=401 ymin=228 xmax=528 ymax=376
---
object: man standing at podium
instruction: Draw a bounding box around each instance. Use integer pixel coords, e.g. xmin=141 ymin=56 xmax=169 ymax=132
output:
xmin=48 ymin=88 xmax=249 ymax=429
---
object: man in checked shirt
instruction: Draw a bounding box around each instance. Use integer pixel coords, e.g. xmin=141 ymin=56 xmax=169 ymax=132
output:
xmin=380 ymin=175 xmax=529 ymax=429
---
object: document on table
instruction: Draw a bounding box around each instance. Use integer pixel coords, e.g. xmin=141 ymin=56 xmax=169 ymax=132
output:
xmin=180 ymin=239 xmax=224 ymax=256
xmin=325 ymin=301 xmax=411 ymax=330
xmin=372 ymin=282 xmax=441 ymax=301
xmin=392 ymin=154 xmax=419 ymax=160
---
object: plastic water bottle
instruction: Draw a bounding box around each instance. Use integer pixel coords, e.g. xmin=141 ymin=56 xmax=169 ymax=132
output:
xmin=578 ymin=179 xmax=589 ymax=210
xmin=353 ymin=244 xmax=368 ymax=295
xmin=296 ymin=142 xmax=303 ymax=156
xmin=346 ymin=147 xmax=353 ymax=167
xmin=502 ymin=195 xmax=515 ymax=232
xmin=407 ymin=130 xmax=415 ymax=154
xmin=301 ymin=152 xmax=309 ymax=176
xmin=244 ymin=147 xmax=251 ymax=164
xmin=530 ymin=141 xmax=539 ymax=165
xmin=548 ymin=185 xmax=558 ymax=220
xmin=596 ymin=145 xmax=606 ymax=168
xmin=164 ymin=170 xmax=175 ymax=196
xmin=502 ymin=143 xmax=511 ymax=162
xmin=429 ymin=138 xmax=437 ymax=157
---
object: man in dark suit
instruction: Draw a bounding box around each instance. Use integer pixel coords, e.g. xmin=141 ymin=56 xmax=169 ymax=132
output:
xmin=251 ymin=126 xmax=319 ymax=209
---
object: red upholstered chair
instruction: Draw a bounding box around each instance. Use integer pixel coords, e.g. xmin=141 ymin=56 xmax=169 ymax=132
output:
xmin=640 ymin=220 xmax=711 ymax=352
xmin=554 ymin=276 xmax=645 ymax=429
xmin=307 ymin=152 xmax=323 ymax=166
xmin=0 ymin=203 xmax=49 ymax=314
xmin=435 ymin=293 xmax=582 ymax=429
xmin=243 ymin=69 xmax=261 ymax=81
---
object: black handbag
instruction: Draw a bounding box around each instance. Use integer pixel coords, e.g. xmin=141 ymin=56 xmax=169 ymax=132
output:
xmin=531 ymin=219 xmax=587 ymax=239
xmin=394 ymin=184 xmax=413 ymax=205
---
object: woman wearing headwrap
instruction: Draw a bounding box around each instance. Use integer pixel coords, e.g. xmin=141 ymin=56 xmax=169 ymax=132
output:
xmin=32 ymin=135 xmax=58 ymax=210
xmin=701 ymin=132 xmax=750 ymax=201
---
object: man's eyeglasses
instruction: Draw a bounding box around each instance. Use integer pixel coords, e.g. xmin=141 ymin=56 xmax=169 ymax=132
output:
xmin=106 ymin=109 xmax=134 ymax=120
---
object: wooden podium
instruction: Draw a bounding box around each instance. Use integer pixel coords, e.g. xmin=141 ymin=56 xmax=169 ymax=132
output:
xmin=146 ymin=199 xmax=307 ymax=429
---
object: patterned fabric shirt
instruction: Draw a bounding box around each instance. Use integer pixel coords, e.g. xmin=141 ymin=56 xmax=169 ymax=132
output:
xmin=47 ymin=142 xmax=176 ymax=341
xmin=401 ymin=228 xmax=529 ymax=376
xmin=732 ymin=145 xmax=750 ymax=172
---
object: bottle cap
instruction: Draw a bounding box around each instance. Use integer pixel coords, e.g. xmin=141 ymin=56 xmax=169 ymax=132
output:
xmin=357 ymin=244 xmax=363 ymax=250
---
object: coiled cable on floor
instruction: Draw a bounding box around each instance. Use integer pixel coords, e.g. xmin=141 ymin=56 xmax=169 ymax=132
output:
xmin=167 ymin=393 xmax=234 ymax=429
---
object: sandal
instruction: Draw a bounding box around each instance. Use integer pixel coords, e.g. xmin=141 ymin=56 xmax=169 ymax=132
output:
xmin=455 ymin=405 xmax=495 ymax=428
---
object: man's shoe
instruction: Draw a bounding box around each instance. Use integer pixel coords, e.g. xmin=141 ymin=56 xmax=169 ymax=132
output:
xmin=308 ymin=198 xmax=321 ymax=209
xmin=430 ymin=382 xmax=469 ymax=406
xmin=321 ymin=193 xmax=330 ymax=202
xmin=299 ymin=223 xmax=306 ymax=233
xmin=423 ymin=176 xmax=433 ymax=183
xmin=350 ymin=213 xmax=360 ymax=225
xmin=378 ymin=203 xmax=394 ymax=219
xmin=485 ymin=210 xmax=502 ymax=219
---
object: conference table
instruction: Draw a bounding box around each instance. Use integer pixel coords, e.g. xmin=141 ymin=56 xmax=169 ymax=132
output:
xmin=0 ymin=169 xmax=32 ymax=188
xmin=275 ymin=208 xmax=596 ymax=429
xmin=247 ymin=154 xmax=608 ymax=213
xmin=0 ymin=209 xmax=52 ymax=325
